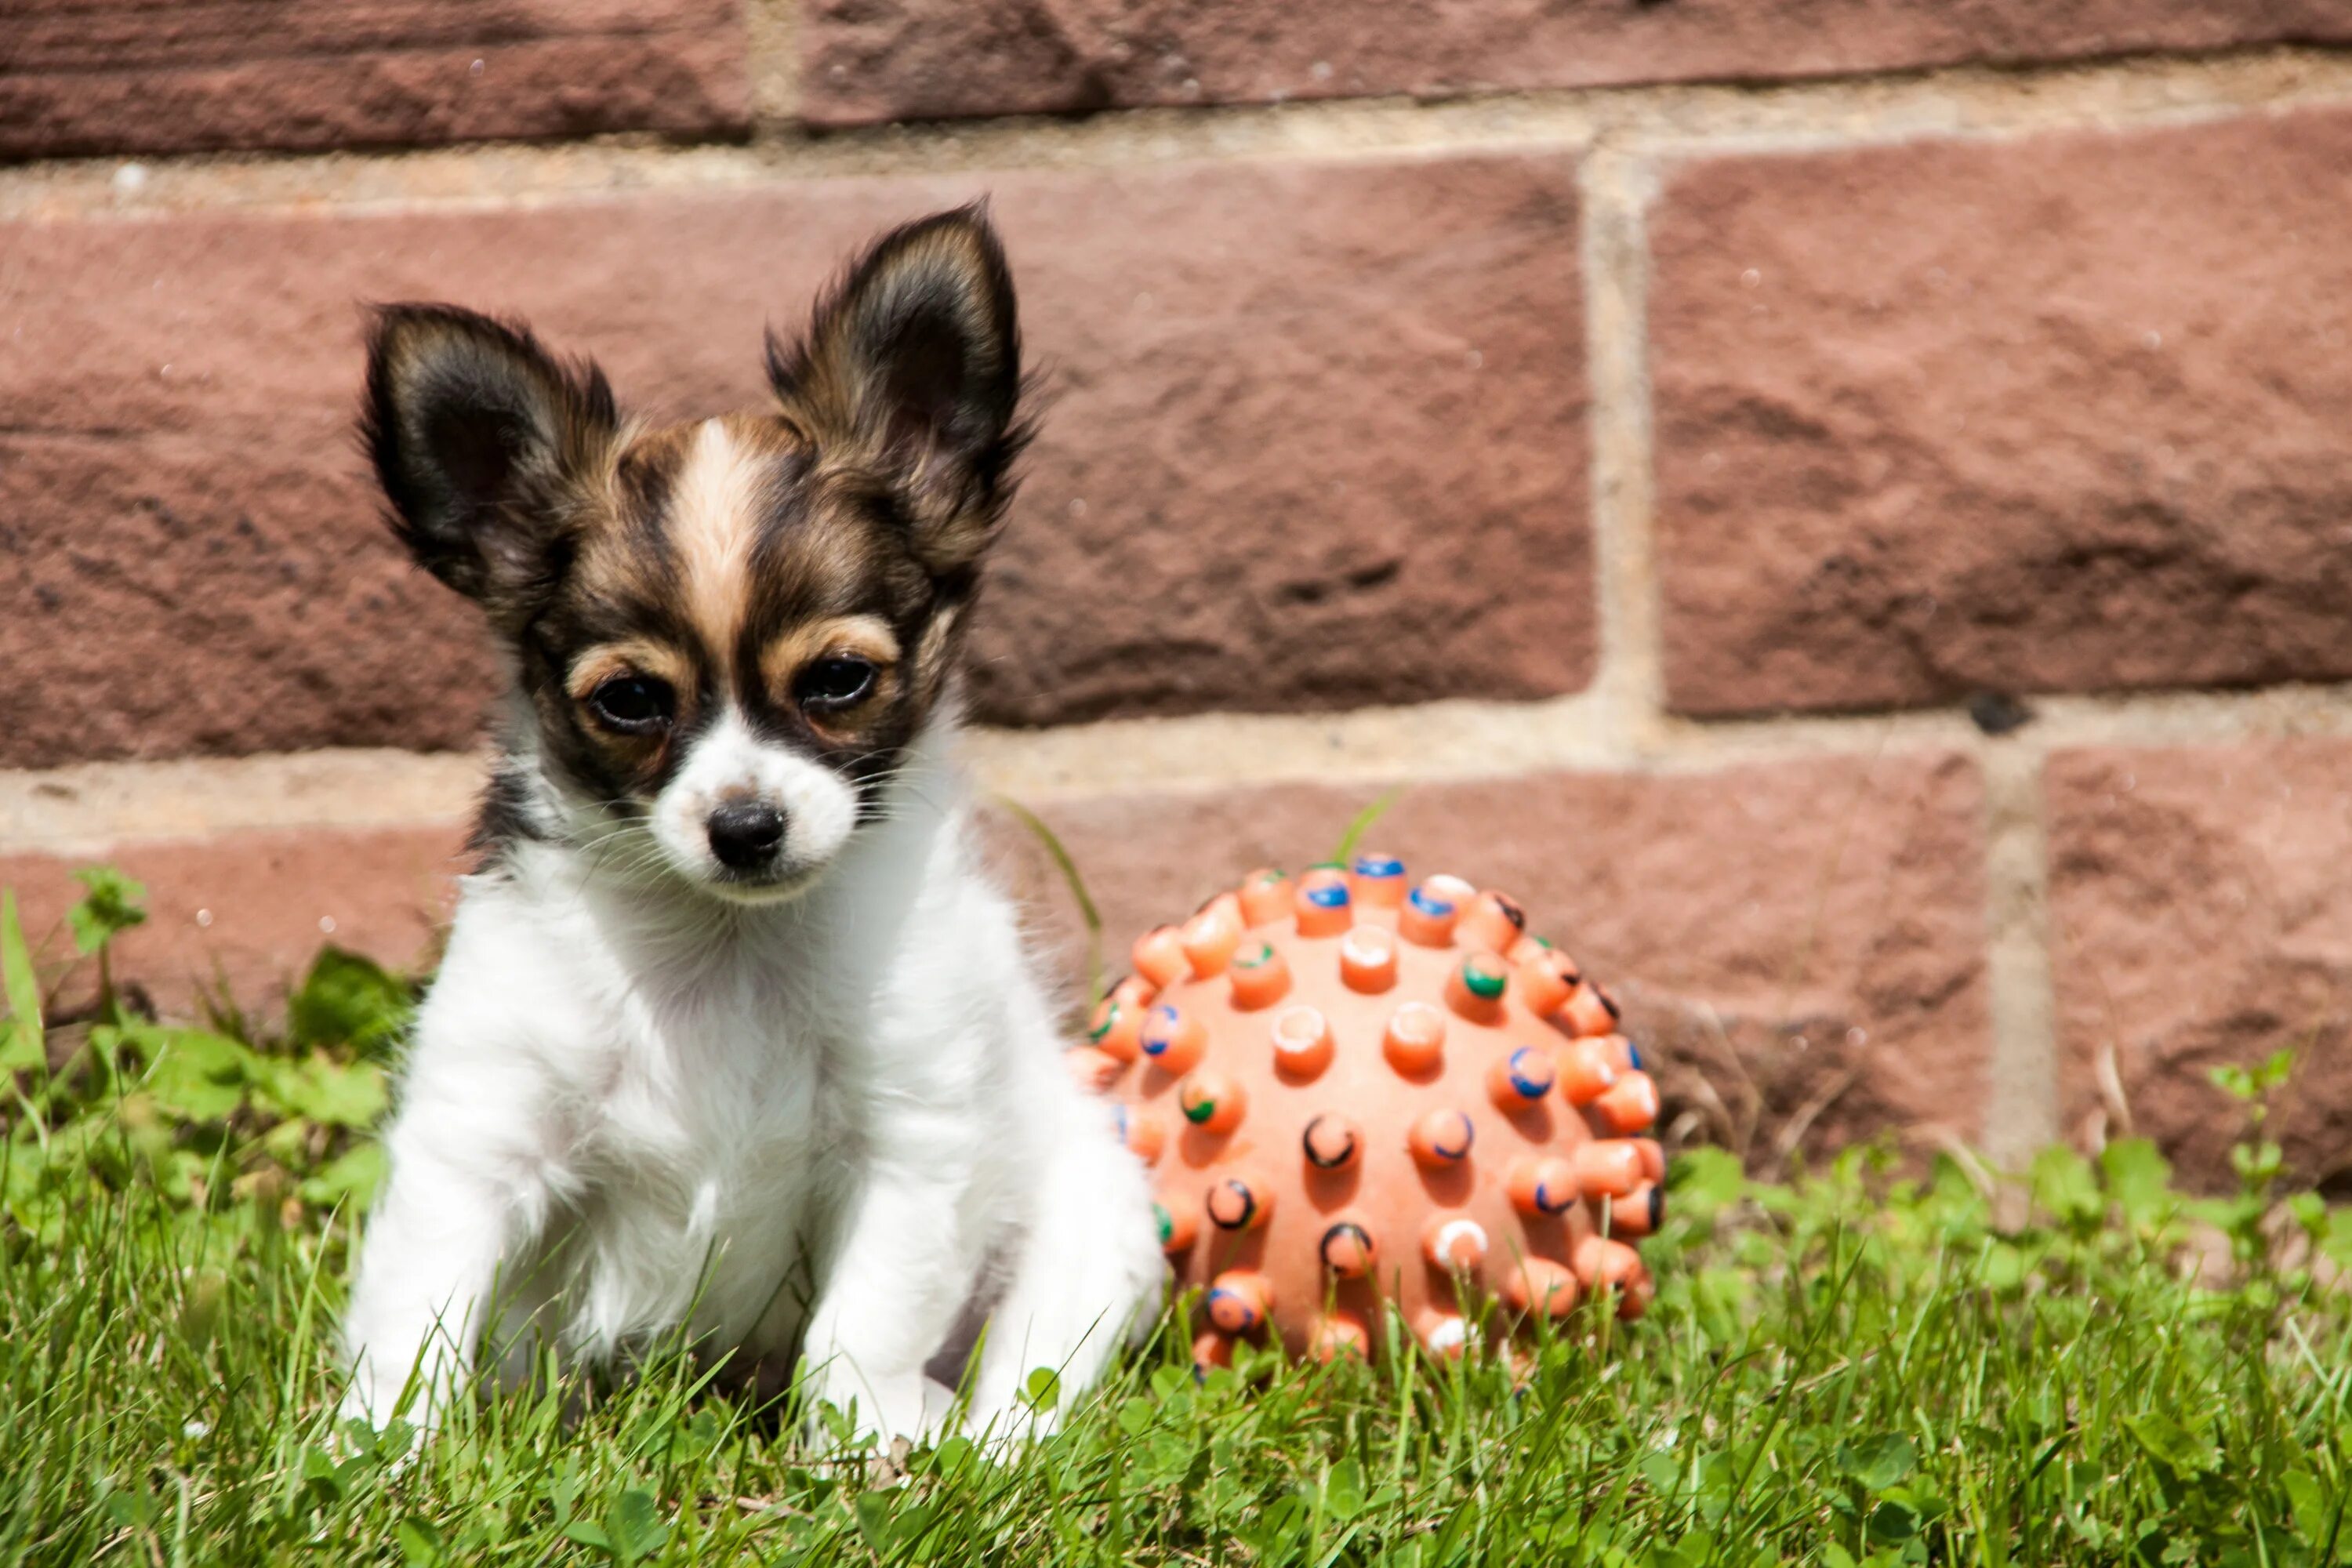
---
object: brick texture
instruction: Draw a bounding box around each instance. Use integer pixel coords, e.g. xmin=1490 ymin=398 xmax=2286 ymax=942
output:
xmin=0 ymin=151 xmax=1591 ymax=769
xmin=802 ymin=1 xmax=2352 ymax=125
xmin=1651 ymin=108 xmax=2352 ymax=717
xmin=0 ymin=1 xmax=750 ymax=161
xmin=0 ymin=751 xmax=1987 ymax=1154
xmin=2049 ymin=740 xmax=2352 ymax=1192
xmin=2 ymin=822 xmax=466 ymax=1015
xmin=993 ymin=751 xmax=1991 ymax=1160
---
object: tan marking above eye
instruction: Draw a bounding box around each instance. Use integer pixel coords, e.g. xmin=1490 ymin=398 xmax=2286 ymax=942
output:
xmin=760 ymin=614 xmax=901 ymax=714
xmin=566 ymin=640 xmax=695 ymax=710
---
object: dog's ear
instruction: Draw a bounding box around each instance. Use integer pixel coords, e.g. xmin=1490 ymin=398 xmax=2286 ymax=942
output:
xmin=767 ymin=204 xmax=1029 ymax=575
xmin=362 ymin=303 xmax=619 ymax=608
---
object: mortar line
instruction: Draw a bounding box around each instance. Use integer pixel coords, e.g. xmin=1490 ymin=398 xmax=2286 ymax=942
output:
xmin=12 ymin=678 xmax=2352 ymax=852
xmin=1978 ymin=735 xmax=2061 ymax=1167
xmin=742 ymin=0 xmax=800 ymax=129
xmin=7 ymin=46 xmax=2352 ymax=223
xmin=1575 ymin=143 xmax=1666 ymax=760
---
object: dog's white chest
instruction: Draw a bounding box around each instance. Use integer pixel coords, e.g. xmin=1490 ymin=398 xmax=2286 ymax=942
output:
xmin=528 ymin=940 xmax=855 ymax=1356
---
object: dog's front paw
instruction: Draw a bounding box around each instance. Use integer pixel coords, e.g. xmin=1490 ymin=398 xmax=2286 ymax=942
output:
xmin=336 ymin=1348 xmax=454 ymax=1446
xmin=964 ymin=1387 xmax=1063 ymax=1455
xmin=803 ymin=1359 xmax=956 ymax=1453
xmin=339 ymin=1362 xmax=403 ymax=1434
xmin=330 ymin=1370 xmax=439 ymax=1478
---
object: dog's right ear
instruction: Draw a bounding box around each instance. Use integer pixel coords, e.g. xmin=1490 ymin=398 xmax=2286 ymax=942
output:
xmin=362 ymin=304 xmax=618 ymax=606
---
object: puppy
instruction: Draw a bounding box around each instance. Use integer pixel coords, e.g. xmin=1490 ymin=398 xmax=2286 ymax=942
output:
xmin=337 ymin=206 xmax=1162 ymax=1446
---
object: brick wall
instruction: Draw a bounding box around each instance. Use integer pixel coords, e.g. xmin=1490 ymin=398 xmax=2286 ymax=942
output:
xmin=5 ymin=6 xmax=2352 ymax=1190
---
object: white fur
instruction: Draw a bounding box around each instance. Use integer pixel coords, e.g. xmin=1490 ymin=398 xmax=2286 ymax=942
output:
xmin=647 ymin=710 xmax=861 ymax=899
xmin=338 ymin=717 xmax=1163 ymax=1446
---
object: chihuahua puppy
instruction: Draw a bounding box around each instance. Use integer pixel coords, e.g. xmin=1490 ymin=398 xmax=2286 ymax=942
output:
xmin=338 ymin=206 xmax=1161 ymax=1446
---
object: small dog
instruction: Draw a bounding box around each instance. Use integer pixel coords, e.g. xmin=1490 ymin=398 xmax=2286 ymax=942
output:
xmin=338 ymin=206 xmax=1162 ymax=1446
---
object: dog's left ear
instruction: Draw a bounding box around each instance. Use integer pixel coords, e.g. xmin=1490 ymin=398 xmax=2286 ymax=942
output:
xmin=768 ymin=204 xmax=1028 ymax=574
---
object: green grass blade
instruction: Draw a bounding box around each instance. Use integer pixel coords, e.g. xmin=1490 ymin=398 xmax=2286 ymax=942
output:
xmin=992 ymin=793 xmax=1106 ymax=1011
xmin=1330 ymin=787 xmax=1404 ymax=865
xmin=1 ymin=889 xmax=43 ymax=1073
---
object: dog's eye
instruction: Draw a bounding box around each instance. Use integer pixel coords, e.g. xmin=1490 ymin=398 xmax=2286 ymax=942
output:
xmin=587 ymin=675 xmax=675 ymax=735
xmin=797 ymin=656 xmax=877 ymax=713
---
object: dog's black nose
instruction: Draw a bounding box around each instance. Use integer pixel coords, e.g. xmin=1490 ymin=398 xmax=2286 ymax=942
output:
xmin=707 ymin=801 xmax=786 ymax=869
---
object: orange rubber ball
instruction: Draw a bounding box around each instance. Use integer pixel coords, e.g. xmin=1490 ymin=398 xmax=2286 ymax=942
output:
xmin=1082 ymin=855 xmax=1661 ymax=1364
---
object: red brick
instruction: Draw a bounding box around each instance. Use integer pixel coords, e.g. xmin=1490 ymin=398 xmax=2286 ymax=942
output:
xmin=2049 ymin=739 xmax=2352 ymax=1192
xmin=802 ymin=0 xmax=2352 ymax=125
xmin=1650 ymin=109 xmax=2352 ymax=717
xmin=1 ymin=822 xmax=466 ymax=1017
xmin=991 ymin=750 xmax=1991 ymax=1160
xmin=0 ymin=151 xmax=1591 ymax=768
xmin=0 ymin=0 xmax=749 ymax=159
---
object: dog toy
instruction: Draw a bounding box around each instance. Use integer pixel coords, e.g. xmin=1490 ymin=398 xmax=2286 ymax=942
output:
xmin=1069 ymin=856 xmax=1661 ymax=1365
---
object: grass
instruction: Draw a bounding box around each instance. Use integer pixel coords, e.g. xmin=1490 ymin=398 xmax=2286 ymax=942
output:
xmin=6 ymin=876 xmax=2352 ymax=1565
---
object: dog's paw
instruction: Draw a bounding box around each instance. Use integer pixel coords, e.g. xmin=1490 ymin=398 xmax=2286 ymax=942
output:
xmin=332 ymin=1358 xmax=446 ymax=1472
xmin=964 ymin=1397 xmax=1058 ymax=1457
xmin=803 ymin=1363 xmax=956 ymax=1454
xmin=328 ymin=1400 xmax=430 ymax=1479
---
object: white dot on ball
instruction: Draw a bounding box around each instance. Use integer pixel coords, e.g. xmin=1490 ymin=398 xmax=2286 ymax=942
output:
xmin=1436 ymin=1218 xmax=1486 ymax=1256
